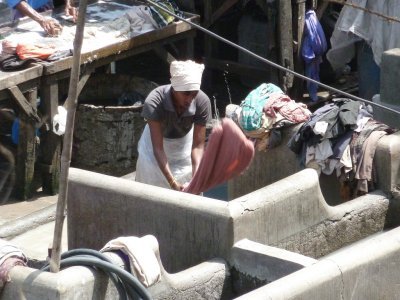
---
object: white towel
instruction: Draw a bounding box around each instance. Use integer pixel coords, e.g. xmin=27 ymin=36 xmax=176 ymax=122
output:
xmin=100 ymin=236 xmax=161 ymax=287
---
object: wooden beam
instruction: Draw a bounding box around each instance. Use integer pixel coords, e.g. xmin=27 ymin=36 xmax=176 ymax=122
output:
xmin=317 ymin=0 xmax=329 ymax=19
xmin=154 ymin=46 xmax=177 ymax=64
xmin=205 ymin=0 xmax=239 ymax=28
xmin=7 ymin=86 xmax=40 ymax=122
xmin=77 ymin=68 xmax=93 ymax=97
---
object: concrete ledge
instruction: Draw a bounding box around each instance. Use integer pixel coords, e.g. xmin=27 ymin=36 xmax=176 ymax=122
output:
xmin=0 ymin=204 xmax=56 ymax=240
xmin=380 ymin=48 xmax=400 ymax=107
xmin=2 ymin=235 xmax=230 ymax=300
xmin=374 ymin=131 xmax=400 ymax=194
xmin=2 ymin=265 xmax=115 ymax=300
xmin=236 ymin=226 xmax=400 ymax=299
xmin=229 ymin=169 xmax=331 ymax=245
xmin=229 ymin=239 xmax=316 ymax=296
xmin=275 ymin=191 xmax=389 ymax=258
xmin=67 ymin=167 xmax=390 ymax=273
xmin=67 ymin=168 xmax=232 ymax=273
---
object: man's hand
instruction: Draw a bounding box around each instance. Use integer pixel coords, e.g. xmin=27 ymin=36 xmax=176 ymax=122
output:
xmin=64 ymin=4 xmax=78 ymax=22
xmin=65 ymin=0 xmax=78 ymax=22
xmin=15 ymin=1 xmax=63 ymax=36
xmin=170 ymin=179 xmax=183 ymax=191
xmin=39 ymin=17 xmax=63 ymax=36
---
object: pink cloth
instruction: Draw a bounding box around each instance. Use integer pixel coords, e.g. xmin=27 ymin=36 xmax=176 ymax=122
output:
xmin=183 ymin=118 xmax=255 ymax=195
xmin=263 ymin=93 xmax=311 ymax=123
xmin=0 ymin=257 xmax=26 ymax=285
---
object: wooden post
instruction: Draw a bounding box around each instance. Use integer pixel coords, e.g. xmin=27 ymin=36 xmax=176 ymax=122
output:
xmin=203 ymin=0 xmax=213 ymax=59
xmin=278 ymin=0 xmax=294 ymax=93
xmin=292 ymin=0 xmax=306 ymax=101
xmin=39 ymin=82 xmax=61 ymax=195
xmin=50 ymin=0 xmax=88 ymax=273
xmin=0 ymin=144 xmax=14 ymax=203
xmin=13 ymin=88 xmax=37 ymax=199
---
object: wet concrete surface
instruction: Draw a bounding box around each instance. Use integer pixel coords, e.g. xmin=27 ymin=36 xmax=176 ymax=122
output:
xmin=0 ymin=191 xmax=67 ymax=261
xmin=0 ymin=192 xmax=57 ymax=227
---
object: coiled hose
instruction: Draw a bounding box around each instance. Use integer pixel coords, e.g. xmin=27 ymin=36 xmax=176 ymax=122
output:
xmin=41 ymin=248 xmax=152 ymax=300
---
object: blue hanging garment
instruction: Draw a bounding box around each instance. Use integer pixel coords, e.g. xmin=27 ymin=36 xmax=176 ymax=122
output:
xmin=11 ymin=118 xmax=40 ymax=145
xmin=302 ymin=10 xmax=327 ymax=102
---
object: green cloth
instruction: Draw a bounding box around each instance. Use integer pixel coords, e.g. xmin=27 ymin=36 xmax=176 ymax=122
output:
xmin=239 ymin=83 xmax=283 ymax=131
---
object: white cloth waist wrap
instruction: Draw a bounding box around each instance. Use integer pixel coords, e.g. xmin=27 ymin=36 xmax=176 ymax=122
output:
xmin=135 ymin=124 xmax=193 ymax=188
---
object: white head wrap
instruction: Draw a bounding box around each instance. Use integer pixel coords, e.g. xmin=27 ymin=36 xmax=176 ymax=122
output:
xmin=170 ymin=60 xmax=205 ymax=91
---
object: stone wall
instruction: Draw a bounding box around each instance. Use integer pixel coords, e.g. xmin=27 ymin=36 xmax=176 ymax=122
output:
xmin=71 ymin=74 xmax=157 ymax=176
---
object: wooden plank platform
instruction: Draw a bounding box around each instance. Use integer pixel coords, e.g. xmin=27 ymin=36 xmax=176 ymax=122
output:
xmin=0 ymin=1 xmax=200 ymax=199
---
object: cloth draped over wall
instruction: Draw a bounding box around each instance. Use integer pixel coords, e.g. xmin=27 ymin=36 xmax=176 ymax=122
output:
xmin=183 ymin=118 xmax=255 ymax=195
xmin=288 ymin=98 xmax=396 ymax=199
xmin=226 ymin=82 xmax=311 ymax=152
xmin=0 ymin=239 xmax=27 ymax=285
xmin=101 ymin=236 xmax=161 ymax=288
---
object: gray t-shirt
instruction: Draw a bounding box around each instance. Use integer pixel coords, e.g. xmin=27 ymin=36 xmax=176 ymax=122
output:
xmin=141 ymin=85 xmax=212 ymax=139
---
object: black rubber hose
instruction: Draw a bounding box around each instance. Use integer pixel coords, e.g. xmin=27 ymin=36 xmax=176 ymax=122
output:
xmin=61 ymin=248 xmax=118 ymax=264
xmin=42 ymin=256 xmax=152 ymax=300
xmin=59 ymin=248 xmax=135 ymax=299
xmin=42 ymin=249 xmax=143 ymax=300
xmin=64 ymin=249 xmax=143 ymax=298
xmin=42 ymin=253 xmax=129 ymax=300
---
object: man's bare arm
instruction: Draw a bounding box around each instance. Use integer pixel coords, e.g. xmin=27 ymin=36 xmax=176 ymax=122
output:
xmin=15 ymin=1 xmax=62 ymax=36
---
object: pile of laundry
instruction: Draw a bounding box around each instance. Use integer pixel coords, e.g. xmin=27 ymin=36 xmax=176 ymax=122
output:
xmin=0 ymin=39 xmax=72 ymax=71
xmin=287 ymin=98 xmax=396 ymax=200
xmin=226 ymin=83 xmax=312 ymax=151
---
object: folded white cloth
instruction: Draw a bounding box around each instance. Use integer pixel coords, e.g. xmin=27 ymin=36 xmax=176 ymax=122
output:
xmin=100 ymin=236 xmax=161 ymax=287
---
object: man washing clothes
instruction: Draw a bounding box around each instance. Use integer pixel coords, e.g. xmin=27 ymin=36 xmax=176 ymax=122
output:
xmin=135 ymin=60 xmax=212 ymax=191
xmin=6 ymin=0 xmax=77 ymax=36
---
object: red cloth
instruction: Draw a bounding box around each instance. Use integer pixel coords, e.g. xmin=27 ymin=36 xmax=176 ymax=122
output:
xmin=183 ymin=118 xmax=255 ymax=195
xmin=16 ymin=43 xmax=56 ymax=60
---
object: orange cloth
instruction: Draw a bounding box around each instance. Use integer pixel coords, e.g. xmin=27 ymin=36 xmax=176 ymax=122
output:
xmin=16 ymin=43 xmax=56 ymax=60
xmin=183 ymin=118 xmax=255 ymax=195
